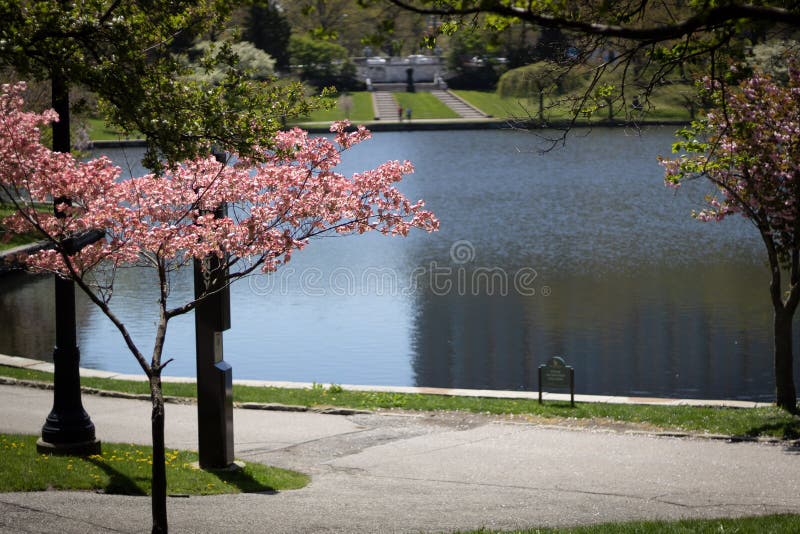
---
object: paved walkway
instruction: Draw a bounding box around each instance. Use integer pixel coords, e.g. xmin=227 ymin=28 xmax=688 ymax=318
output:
xmin=1 ymin=380 xmax=799 ymax=533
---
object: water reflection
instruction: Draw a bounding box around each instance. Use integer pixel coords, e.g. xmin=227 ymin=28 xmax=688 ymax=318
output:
xmin=0 ymin=128 xmax=796 ymax=400
xmin=0 ymin=272 xmax=56 ymax=361
xmin=409 ymin=264 xmax=775 ymax=400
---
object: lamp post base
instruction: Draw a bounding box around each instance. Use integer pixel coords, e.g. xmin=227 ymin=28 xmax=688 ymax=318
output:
xmin=36 ymin=438 xmax=101 ymax=456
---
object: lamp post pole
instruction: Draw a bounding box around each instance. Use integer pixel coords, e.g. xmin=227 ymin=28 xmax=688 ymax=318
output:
xmin=36 ymin=71 xmax=100 ymax=455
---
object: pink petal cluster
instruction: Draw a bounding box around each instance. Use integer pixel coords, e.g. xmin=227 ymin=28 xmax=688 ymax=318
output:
xmin=0 ymin=82 xmax=439 ymax=280
xmin=661 ymin=66 xmax=800 ymax=250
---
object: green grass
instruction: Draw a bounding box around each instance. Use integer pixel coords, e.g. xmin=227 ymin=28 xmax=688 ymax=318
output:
xmin=394 ymin=92 xmax=460 ymax=119
xmin=86 ymin=93 xmax=376 ymax=135
xmin=0 ymin=203 xmax=45 ymax=252
xmin=0 ymin=433 xmax=308 ymax=495
xmin=455 ymin=84 xmax=695 ymax=122
xmin=299 ymin=92 xmax=375 ymax=123
xmin=453 ymin=90 xmax=539 ymax=119
xmin=86 ymin=117 xmax=142 ymax=141
xmin=462 ymin=514 xmax=800 ymax=533
xmin=3 ymin=365 xmax=799 ymax=439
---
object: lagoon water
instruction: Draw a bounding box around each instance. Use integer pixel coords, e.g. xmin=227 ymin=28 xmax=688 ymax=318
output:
xmin=1 ymin=127 xmax=796 ymax=401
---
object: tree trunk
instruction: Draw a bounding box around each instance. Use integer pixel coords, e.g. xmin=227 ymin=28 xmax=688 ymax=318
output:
xmin=774 ymin=309 xmax=798 ymax=412
xmin=150 ymin=372 xmax=168 ymax=533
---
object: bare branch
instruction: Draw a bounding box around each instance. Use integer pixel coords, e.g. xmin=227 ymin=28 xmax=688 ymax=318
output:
xmin=385 ymin=1 xmax=800 ymax=42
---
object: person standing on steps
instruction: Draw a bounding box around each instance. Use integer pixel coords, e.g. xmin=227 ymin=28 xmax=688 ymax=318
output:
xmin=398 ymin=106 xmax=403 ymax=121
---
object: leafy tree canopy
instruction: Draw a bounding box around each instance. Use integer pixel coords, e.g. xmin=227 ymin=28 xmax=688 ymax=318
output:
xmin=0 ymin=0 xmax=316 ymax=171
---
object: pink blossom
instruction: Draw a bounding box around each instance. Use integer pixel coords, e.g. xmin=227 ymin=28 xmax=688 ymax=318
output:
xmin=0 ymin=82 xmax=439 ymax=281
xmin=662 ymin=66 xmax=800 ymax=240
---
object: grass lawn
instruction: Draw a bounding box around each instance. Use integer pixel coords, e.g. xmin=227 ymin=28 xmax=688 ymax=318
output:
xmin=453 ymin=90 xmax=539 ymax=119
xmin=3 ymin=365 xmax=799 ymax=440
xmin=394 ymin=91 xmax=460 ymax=119
xmin=86 ymin=93 xmax=376 ymax=136
xmin=462 ymin=514 xmax=800 ymax=533
xmin=455 ymin=85 xmax=694 ymax=122
xmin=0 ymin=203 xmax=45 ymax=252
xmin=86 ymin=117 xmax=142 ymax=141
xmin=299 ymin=92 xmax=375 ymax=123
xmin=0 ymin=433 xmax=308 ymax=495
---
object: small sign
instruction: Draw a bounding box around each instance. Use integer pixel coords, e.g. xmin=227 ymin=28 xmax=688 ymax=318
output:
xmin=538 ymin=356 xmax=575 ymax=406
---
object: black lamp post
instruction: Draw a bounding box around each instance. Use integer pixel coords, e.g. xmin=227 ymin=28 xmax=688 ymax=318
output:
xmin=36 ymin=72 xmax=100 ymax=455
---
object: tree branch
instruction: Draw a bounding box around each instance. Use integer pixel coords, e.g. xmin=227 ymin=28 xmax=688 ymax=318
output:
xmin=385 ymin=1 xmax=800 ymax=41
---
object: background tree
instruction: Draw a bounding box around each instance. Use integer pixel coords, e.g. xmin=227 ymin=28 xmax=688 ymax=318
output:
xmin=661 ymin=65 xmax=800 ymax=412
xmin=444 ymin=29 xmax=505 ymax=90
xmin=288 ymin=34 xmax=360 ymax=89
xmin=1 ymin=82 xmax=438 ymax=531
xmin=497 ymin=61 xmax=589 ymax=122
xmin=182 ymin=40 xmax=276 ymax=84
xmin=243 ymin=1 xmax=292 ymax=71
xmin=283 ymin=0 xmax=430 ymax=56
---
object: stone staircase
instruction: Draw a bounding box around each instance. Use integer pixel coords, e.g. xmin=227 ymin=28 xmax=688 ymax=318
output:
xmin=371 ymin=88 xmax=489 ymax=120
xmin=430 ymin=90 xmax=488 ymax=119
xmin=372 ymin=91 xmax=400 ymax=121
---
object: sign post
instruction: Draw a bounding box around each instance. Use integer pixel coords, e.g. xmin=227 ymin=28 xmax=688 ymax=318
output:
xmin=194 ymin=149 xmax=234 ymax=469
xmin=538 ymin=356 xmax=575 ymax=407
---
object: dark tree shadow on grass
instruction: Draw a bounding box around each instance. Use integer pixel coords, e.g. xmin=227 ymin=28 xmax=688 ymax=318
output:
xmin=86 ymin=458 xmax=147 ymax=496
xmin=205 ymin=467 xmax=278 ymax=494
xmin=744 ymin=419 xmax=800 ymax=440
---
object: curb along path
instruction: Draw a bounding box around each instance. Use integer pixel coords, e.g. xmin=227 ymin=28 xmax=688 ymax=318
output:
xmin=0 ymin=353 xmax=771 ymax=409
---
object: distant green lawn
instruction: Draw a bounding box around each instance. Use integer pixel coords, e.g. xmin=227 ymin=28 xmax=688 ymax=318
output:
xmin=86 ymin=118 xmax=141 ymax=141
xmin=0 ymin=204 xmax=43 ymax=252
xmin=455 ymin=85 xmax=695 ymax=122
xmin=394 ymin=92 xmax=460 ymax=119
xmin=85 ymin=93 xmax=376 ymax=135
xmin=300 ymin=92 xmax=374 ymax=123
xmin=453 ymin=91 xmax=538 ymax=119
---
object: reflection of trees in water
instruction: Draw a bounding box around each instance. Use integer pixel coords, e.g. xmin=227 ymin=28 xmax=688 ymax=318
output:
xmin=410 ymin=264 xmax=798 ymax=401
xmin=411 ymin=289 xmax=534 ymax=391
xmin=0 ymin=272 xmax=56 ymax=360
xmin=0 ymin=271 xmax=102 ymax=362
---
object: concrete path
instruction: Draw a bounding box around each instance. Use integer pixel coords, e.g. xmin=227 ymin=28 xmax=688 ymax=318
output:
xmin=1 ymin=383 xmax=799 ymax=533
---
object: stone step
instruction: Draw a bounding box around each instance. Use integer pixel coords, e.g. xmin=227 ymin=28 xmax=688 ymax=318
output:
xmin=371 ymin=92 xmax=399 ymax=120
xmin=370 ymin=88 xmax=488 ymax=120
xmin=430 ymin=90 xmax=488 ymax=119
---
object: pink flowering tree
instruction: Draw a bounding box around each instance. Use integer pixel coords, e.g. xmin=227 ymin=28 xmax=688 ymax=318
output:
xmin=661 ymin=66 xmax=800 ymax=412
xmin=0 ymin=82 xmax=438 ymax=532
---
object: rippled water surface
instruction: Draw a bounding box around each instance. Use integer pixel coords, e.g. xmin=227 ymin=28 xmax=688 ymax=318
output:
xmin=1 ymin=127 xmax=795 ymax=400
